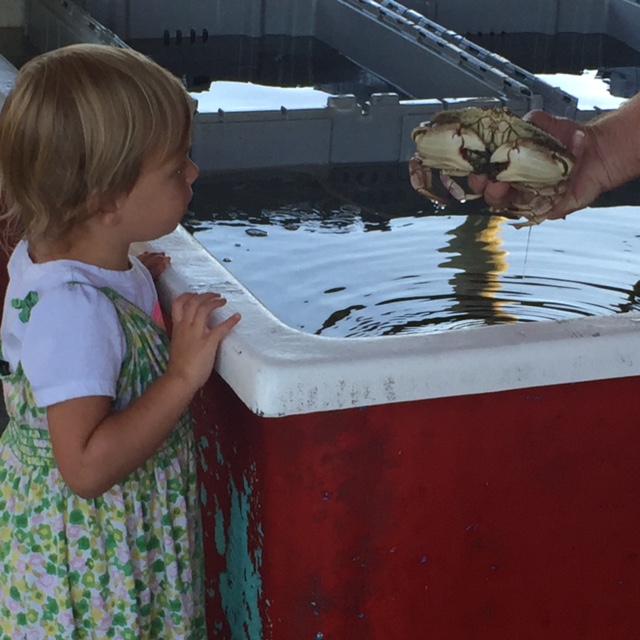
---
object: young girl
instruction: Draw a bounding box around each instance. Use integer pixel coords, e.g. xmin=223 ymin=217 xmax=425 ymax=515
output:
xmin=0 ymin=44 xmax=240 ymax=638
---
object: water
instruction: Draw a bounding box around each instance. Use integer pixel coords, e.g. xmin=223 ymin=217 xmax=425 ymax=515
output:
xmin=0 ymin=27 xmax=38 ymax=67
xmin=186 ymin=167 xmax=640 ymax=337
xmin=130 ymin=35 xmax=403 ymax=104
xmin=130 ymin=32 xmax=640 ymax=109
xmin=179 ymin=31 xmax=640 ymax=338
xmin=466 ymin=33 xmax=640 ymax=107
xmin=465 ymin=33 xmax=640 ymax=75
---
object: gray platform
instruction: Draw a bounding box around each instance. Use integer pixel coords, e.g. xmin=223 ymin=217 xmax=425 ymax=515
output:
xmin=9 ymin=0 xmax=640 ymax=175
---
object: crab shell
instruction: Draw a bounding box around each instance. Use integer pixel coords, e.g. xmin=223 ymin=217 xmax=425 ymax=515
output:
xmin=409 ymin=107 xmax=575 ymax=226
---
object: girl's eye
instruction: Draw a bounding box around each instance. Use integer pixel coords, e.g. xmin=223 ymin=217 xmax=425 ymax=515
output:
xmin=174 ymin=154 xmax=193 ymax=177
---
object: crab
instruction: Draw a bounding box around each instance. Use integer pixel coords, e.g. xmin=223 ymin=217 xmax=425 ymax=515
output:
xmin=409 ymin=107 xmax=575 ymax=227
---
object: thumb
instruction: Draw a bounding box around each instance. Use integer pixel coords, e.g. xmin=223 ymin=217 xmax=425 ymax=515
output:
xmin=569 ymin=129 xmax=586 ymax=159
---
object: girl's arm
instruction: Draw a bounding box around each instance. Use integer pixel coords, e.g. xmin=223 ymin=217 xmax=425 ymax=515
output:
xmin=47 ymin=292 xmax=241 ymax=499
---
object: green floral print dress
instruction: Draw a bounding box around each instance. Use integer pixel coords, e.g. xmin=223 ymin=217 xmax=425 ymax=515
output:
xmin=0 ymin=286 xmax=206 ymax=639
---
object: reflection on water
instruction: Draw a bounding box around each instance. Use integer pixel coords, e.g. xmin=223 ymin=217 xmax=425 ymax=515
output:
xmin=0 ymin=27 xmax=38 ymax=68
xmin=466 ymin=33 xmax=640 ymax=106
xmin=438 ymin=216 xmax=516 ymax=325
xmin=129 ymin=35 xmax=402 ymax=104
xmin=186 ymin=165 xmax=640 ymax=337
xmin=536 ymin=70 xmax=626 ymax=110
xmin=604 ymin=66 xmax=640 ymax=99
xmin=132 ymin=32 xmax=640 ymax=108
xmin=465 ymin=33 xmax=640 ymax=75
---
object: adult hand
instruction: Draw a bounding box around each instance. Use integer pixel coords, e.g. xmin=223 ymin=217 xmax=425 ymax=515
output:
xmin=468 ymin=110 xmax=610 ymax=221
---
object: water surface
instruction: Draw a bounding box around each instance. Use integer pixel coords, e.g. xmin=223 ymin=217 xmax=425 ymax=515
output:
xmin=187 ymin=167 xmax=640 ymax=337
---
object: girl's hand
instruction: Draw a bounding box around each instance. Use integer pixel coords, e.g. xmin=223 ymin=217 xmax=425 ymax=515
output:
xmin=166 ymin=292 xmax=241 ymax=392
xmin=138 ymin=251 xmax=171 ymax=279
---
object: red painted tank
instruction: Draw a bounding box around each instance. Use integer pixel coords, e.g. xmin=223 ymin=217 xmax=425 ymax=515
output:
xmin=139 ymin=228 xmax=640 ymax=640
xmin=196 ymin=375 xmax=640 ymax=639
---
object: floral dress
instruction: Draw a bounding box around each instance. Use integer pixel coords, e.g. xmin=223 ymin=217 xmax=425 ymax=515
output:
xmin=0 ymin=286 xmax=206 ymax=639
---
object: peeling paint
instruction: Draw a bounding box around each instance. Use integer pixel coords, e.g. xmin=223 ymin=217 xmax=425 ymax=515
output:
xmin=214 ymin=498 xmax=226 ymax=557
xmin=198 ymin=435 xmax=210 ymax=472
xmin=215 ymin=440 xmax=225 ymax=465
xmin=212 ymin=620 xmax=224 ymax=636
xmin=216 ymin=474 xmax=263 ymax=639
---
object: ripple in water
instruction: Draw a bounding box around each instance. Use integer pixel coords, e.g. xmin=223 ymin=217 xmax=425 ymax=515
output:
xmin=186 ymin=168 xmax=640 ymax=338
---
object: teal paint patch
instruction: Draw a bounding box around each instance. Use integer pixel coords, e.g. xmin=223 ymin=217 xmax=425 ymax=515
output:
xmin=218 ymin=474 xmax=263 ymax=639
xmin=215 ymin=441 xmax=225 ymax=465
xmin=198 ymin=436 xmax=210 ymax=472
xmin=214 ymin=498 xmax=226 ymax=557
xmin=200 ymin=484 xmax=208 ymax=506
xmin=213 ymin=621 xmax=224 ymax=636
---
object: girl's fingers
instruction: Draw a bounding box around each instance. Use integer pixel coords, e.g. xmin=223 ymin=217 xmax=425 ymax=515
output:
xmin=171 ymin=292 xmax=197 ymax=323
xmin=206 ymin=313 xmax=242 ymax=344
xmin=172 ymin=292 xmax=230 ymax=327
xmin=138 ymin=251 xmax=171 ymax=277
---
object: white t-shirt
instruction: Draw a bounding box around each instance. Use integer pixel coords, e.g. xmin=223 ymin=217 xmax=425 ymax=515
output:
xmin=1 ymin=240 xmax=160 ymax=408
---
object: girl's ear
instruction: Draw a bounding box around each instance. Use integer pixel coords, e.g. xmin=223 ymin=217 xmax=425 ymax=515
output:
xmin=87 ymin=190 xmax=121 ymax=227
xmin=100 ymin=209 xmax=122 ymax=228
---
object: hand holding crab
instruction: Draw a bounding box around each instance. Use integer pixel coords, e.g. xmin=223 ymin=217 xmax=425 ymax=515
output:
xmin=409 ymin=107 xmax=575 ymax=227
xmin=467 ymin=109 xmax=631 ymax=223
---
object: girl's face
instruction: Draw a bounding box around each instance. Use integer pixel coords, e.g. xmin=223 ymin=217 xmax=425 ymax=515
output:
xmin=115 ymin=147 xmax=199 ymax=243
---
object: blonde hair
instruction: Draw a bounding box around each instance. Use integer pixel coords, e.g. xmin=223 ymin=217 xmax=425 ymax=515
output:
xmin=0 ymin=43 xmax=194 ymax=245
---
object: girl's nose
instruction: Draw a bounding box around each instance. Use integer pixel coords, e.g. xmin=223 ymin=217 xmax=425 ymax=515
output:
xmin=187 ymin=158 xmax=199 ymax=184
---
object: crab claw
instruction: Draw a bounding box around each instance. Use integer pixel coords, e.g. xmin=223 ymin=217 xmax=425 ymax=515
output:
xmin=490 ymin=138 xmax=574 ymax=185
xmin=412 ymin=122 xmax=488 ymax=175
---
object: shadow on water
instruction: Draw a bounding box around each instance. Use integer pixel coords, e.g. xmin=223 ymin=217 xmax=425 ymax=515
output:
xmin=186 ymin=164 xmax=464 ymax=231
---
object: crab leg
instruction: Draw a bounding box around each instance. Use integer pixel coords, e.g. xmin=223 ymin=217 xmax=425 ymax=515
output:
xmin=440 ymin=174 xmax=483 ymax=203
